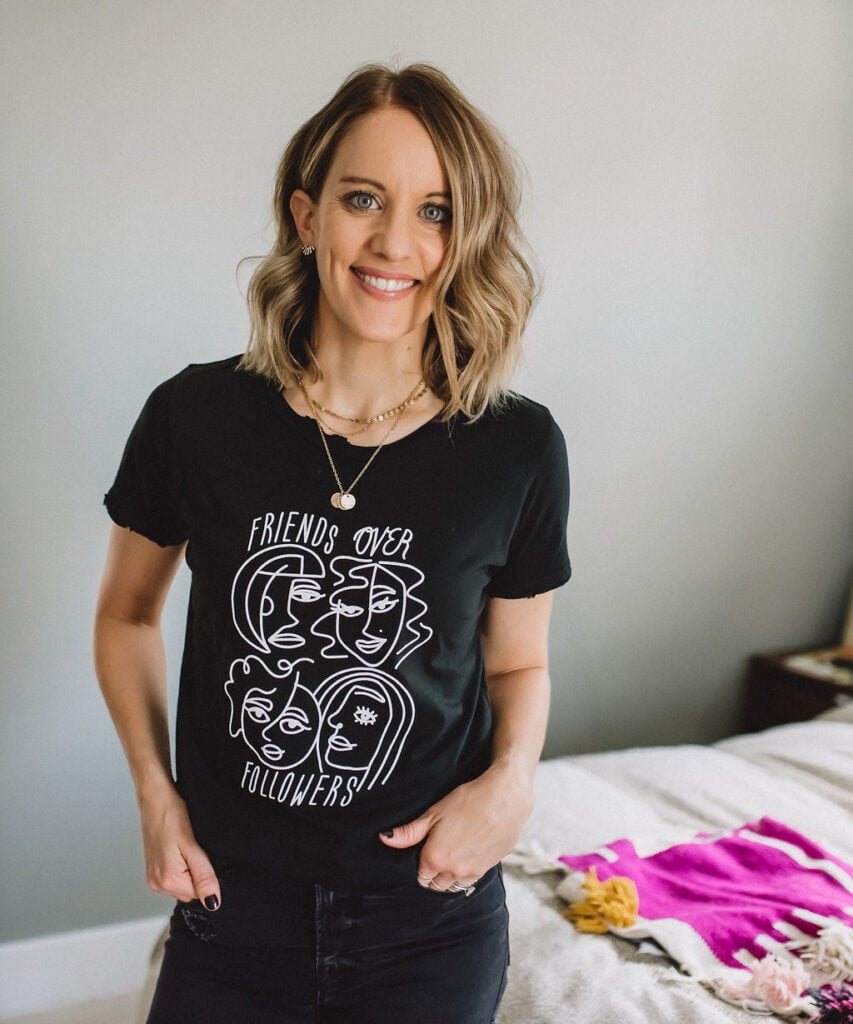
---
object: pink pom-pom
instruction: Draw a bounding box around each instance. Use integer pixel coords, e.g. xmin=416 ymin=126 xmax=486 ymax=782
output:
xmin=721 ymin=954 xmax=811 ymax=1014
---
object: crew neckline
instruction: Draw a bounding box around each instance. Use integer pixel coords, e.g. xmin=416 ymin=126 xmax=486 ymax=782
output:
xmin=258 ymin=371 xmax=454 ymax=462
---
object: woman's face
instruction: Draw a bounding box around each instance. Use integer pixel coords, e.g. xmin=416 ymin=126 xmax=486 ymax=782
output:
xmin=240 ymin=680 xmax=320 ymax=770
xmin=290 ymin=105 xmax=452 ymax=350
xmin=320 ymin=683 xmax=390 ymax=771
xmin=330 ymin=564 xmax=406 ymax=666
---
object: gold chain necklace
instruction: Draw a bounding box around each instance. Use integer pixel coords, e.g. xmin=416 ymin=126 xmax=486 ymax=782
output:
xmin=297 ymin=378 xmax=404 ymax=511
xmin=309 ymin=408 xmax=373 ymax=439
xmin=298 ymin=376 xmax=428 ymax=425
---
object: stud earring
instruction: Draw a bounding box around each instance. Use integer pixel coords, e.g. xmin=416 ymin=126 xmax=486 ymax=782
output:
xmin=301 ymin=244 xmax=315 ymax=256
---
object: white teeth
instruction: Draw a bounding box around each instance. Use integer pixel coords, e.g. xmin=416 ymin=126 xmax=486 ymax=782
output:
xmin=356 ymin=271 xmax=415 ymax=292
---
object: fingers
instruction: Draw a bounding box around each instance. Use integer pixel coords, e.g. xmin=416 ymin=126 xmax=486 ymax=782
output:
xmin=416 ymin=869 xmax=479 ymax=895
xmin=184 ymin=843 xmax=221 ymax=911
xmin=144 ymin=835 xmax=221 ymax=909
xmin=378 ymin=815 xmax=432 ymax=849
xmin=415 ymin=835 xmax=484 ymax=892
xmin=140 ymin=788 xmax=221 ymax=908
xmin=145 ymin=854 xmax=197 ymax=903
xmin=381 ymin=814 xmax=480 ymax=892
xmin=145 ymin=838 xmax=221 ymax=908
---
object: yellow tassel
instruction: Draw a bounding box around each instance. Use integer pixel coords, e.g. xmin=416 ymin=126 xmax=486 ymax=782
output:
xmin=562 ymin=866 xmax=639 ymax=933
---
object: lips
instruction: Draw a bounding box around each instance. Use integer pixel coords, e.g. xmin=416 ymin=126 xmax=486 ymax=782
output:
xmin=268 ymin=630 xmax=305 ymax=649
xmin=352 ymin=268 xmax=418 ymax=294
xmin=356 ymin=636 xmax=386 ymax=655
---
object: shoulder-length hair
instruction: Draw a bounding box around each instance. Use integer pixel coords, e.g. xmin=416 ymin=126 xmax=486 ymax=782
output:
xmin=241 ymin=63 xmax=537 ymax=420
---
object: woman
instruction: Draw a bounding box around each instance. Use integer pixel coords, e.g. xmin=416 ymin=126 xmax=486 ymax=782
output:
xmin=95 ymin=63 xmax=570 ymax=1024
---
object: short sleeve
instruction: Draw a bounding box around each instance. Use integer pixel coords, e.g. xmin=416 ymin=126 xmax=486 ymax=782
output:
xmin=103 ymin=377 xmax=189 ymax=547
xmin=487 ymin=414 xmax=571 ymax=599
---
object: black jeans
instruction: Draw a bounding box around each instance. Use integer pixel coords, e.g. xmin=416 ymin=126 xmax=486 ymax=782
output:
xmin=146 ymin=865 xmax=509 ymax=1024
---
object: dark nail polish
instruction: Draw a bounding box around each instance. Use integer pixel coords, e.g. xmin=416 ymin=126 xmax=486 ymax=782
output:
xmin=204 ymin=895 xmax=220 ymax=911
xmin=380 ymin=830 xmax=394 ymax=838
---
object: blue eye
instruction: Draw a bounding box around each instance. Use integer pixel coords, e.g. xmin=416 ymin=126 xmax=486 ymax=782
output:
xmin=421 ymin=203 xmax=451 ymax=224
xmin=345 ymin=191 xmax=379 ymax=211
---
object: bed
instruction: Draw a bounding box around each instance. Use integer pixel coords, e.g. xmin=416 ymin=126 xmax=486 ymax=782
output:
xmin=497 ymin=704 xmax=853 ymax=1024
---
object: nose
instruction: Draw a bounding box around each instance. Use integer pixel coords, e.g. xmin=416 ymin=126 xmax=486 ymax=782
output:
xmin=370 ymin=205 xmax=412 ymax=262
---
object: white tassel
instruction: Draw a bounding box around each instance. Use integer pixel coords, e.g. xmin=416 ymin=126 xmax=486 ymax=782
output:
xmin=790 ymin=921 xmax=853 ymax=982
xmin=555 ymin=871 xmax=591 ymax=904
xmin=504 ymin=842 xmax=566 ymax=875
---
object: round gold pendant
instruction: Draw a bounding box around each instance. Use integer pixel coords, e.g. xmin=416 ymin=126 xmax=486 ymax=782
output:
xmin=330 ymin=492 xmax=341 ymax=509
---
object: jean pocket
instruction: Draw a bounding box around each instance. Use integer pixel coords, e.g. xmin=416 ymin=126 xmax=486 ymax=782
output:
xmin=174 ymin=901 xmax=219 ymax=943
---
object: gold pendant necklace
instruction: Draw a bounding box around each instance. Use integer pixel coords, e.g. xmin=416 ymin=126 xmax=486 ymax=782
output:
xmin=297 ymin=378 xmax=404 ymax=511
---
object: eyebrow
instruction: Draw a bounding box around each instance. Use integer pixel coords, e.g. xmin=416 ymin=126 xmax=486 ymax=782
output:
xmin=338 ymin=176 xmax=451 ymax=202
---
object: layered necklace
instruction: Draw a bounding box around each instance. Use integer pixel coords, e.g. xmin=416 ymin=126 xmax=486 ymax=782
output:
xmin=297 ymin=376 xmax=427 ymax=511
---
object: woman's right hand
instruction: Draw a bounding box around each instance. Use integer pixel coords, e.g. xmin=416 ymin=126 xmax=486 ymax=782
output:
xmin=139 ymin=782 xmax=221 ymax=910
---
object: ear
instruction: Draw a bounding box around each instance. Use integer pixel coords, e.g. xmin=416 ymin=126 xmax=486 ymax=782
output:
xmin=289 ymin=189 xmax=316 ymax=248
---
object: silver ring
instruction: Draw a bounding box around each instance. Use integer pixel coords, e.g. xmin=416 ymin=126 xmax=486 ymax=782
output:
xmin=448 ymin=881 xmax=477 ymax=896
xmin=416 ymin=872 xmax=432 ymax=886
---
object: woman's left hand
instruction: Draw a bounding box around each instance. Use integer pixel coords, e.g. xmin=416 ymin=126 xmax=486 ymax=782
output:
xmin=381 ymin=593 xmax=555 ymax=891
xmin=378 ymin=761 xmax=535 ymax=890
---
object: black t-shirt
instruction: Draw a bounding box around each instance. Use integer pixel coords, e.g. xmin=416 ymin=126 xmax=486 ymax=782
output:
xmin=105 ymin=356 xmax=570 ymax=887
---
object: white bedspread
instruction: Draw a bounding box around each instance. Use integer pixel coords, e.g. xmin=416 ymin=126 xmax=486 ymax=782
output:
xmin=498 ymin=711 xmax=853 ymax=1024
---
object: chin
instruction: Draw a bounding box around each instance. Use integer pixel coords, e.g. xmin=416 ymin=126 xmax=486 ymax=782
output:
xmin=353 ymin=316 xmax=432 ymax=348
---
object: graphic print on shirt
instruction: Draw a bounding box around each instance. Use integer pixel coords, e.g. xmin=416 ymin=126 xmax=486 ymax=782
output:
xmin=230 ymin=544 xmax=325 ymax=665
xmin=312 ymin=556 xmax=431 ymax=669
xmin=225 ymin=514 xmax=430 ymax=810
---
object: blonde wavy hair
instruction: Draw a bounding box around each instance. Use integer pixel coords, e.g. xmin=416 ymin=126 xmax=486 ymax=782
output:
xmin=241 ymin=63 xmax=537 ymax=420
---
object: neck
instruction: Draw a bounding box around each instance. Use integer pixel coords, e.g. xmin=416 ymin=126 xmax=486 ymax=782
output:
xmin=307 ymin=344 xmax=425 ymax=423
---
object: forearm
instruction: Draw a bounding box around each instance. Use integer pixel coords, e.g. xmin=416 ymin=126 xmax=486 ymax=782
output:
xmin=93 ymin=613 xmax=176 ymax=806
xmin=487 ymin=666 xmax=551 ymax=789
xmin=93 ymin=529 xmax=218 ymax=903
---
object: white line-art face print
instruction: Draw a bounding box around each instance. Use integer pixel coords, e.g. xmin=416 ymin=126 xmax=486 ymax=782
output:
xmin=226 ymin=521 xmax=431 ymax=804
xmin=312 ymin=557 xmax=432 ymax=668
xmin=314 ymin=668 xmax=415 ymax=790
xmin=225 ymin=656 xmax=320 ymax=770
xmin=231 ymin=545 xmax=325 ymax=656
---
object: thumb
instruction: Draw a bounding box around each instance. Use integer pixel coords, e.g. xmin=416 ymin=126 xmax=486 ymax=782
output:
xmin=379 ymin=815 xmax=432 ymax=849
xmin=184 ymin=843 xmax=221 ymax=911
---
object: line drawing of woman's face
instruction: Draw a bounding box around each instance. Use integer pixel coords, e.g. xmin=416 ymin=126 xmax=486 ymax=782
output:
xmin=225 ymin=657 xmax=321 ymax=770
xmin=330 ymin=563 xmax=406 ymax=666
xmin=260 ymin=567 xmax=323 ymax=651
xmin=240 ymin=679 xmax=320 ymax=770
xmin=312 ymin=558 xmax=431 ymax=669
xmin=320 ymin=683 xmax=390 ymax=772
xmin=313 ymin=667 xmax=416 ymax=791
xmin=231 ymin=546 xmax=325 ymax=654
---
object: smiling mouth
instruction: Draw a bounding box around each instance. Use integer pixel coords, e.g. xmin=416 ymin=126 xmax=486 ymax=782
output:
xmin=356 ymin=637 xmax=386 ymax=655
xmin=352 ymin=269 xmax=417 ymax=293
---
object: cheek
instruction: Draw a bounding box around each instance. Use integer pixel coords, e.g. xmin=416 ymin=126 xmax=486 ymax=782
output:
xmin=321 ymin=216 xmax=361 ymax=260
xmin=423 ymin=237 xmax=448 ymax=279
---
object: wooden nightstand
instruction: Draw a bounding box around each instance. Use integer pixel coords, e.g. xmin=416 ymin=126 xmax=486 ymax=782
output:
xmin=743 ymin=646 xmax=853 ymax=733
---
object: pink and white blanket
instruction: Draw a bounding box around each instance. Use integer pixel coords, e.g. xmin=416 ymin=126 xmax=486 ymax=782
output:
xmin=512 ymin=817 xmax=853 ymax=1017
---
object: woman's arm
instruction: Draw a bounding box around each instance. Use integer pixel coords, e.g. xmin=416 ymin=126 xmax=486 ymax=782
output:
xmin=379 ymin=591 xmax=554 ymax=889
xmin=94 ymin=524 xmax=221 ymax=909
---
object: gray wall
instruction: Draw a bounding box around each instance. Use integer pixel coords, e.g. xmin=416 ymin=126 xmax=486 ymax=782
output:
xmin=2 ymin=1 xmax=851 ymax=943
